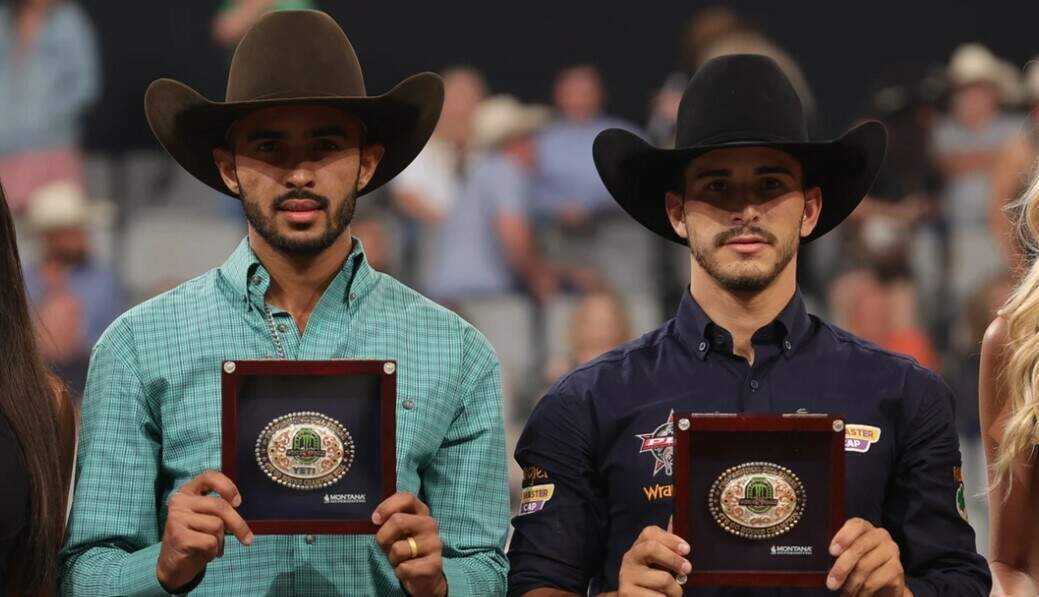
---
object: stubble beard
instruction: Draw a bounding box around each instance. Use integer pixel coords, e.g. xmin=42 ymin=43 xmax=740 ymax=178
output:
xmin=689 ymin=224 xmax=799 ymax=293
xmin=241 ymin=185 xmax=358 ymax=256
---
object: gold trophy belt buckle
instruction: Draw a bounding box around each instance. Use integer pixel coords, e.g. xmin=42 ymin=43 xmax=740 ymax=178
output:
xmin=708 ymin=461 xmax=806 ymax=540
xmin=255 ymin=411 xmax=355 ymax=490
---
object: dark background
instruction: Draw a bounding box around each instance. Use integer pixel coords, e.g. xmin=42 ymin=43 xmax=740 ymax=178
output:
xmin=77 ymin=0 xmax=1039 ymax=151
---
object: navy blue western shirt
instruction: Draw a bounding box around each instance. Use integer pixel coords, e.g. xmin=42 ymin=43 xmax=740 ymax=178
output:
xmin=507 ymin=289 xmax=990 ymax=596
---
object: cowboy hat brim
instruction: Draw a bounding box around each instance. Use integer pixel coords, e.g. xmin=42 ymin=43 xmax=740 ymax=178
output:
xmin=592 ymin=120 xmax=887 ymax=245
xmin=145 ymin=71 xmax=444 ymax=198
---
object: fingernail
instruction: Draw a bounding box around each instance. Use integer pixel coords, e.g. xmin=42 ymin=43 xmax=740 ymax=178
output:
xmin=371 ymin=512 xmax=382 ymax=525
xmin=678 ymin=542 xmax=690 ymax=555
xmin=829 ymin=542 xmax=841 ymax=556
xmin=233 ymin=494 xmax=242 ymax=507
xmin=826 ymin=576 xmax=839 ymax=590
xmin=244 ymin=532 xmax=254 ymax=545
xmin=681 ymin=560 xmax=692 ymax=574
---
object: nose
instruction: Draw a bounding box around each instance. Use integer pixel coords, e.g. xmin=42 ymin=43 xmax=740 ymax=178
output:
xmin=728 ymin=190 xmax=761 ymax=227
xmin=283 ymin=158 xmax=317 ymax=190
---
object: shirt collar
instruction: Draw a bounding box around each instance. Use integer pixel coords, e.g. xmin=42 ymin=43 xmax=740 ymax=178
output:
xmin=676 ymin=287 xmax=811 ymax=360
xmin=218 ymin=237 xmax=376 ymax=312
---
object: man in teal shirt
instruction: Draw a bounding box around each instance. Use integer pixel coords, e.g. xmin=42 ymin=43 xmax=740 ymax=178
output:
xmin=59 ymin=11 xmax=509 ymax=596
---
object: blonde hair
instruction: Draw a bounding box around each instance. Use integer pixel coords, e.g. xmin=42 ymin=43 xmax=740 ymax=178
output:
xmin=995 ymin=171 xmax=1039 ymax=484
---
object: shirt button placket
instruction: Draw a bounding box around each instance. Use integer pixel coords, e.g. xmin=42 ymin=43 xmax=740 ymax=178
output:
xmin=749 ymin=379 xmax=760 ymax=391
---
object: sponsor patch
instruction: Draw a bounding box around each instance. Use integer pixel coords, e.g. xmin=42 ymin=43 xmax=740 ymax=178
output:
xmin=635 ymin=410 xmax=675 ymax=476
xmin=954 ymin=466 xmax=968 ymax=521
xmin=770 ymin=545 xmax=813 ymax=556
xmin=844 ymin=424 xmax=882 ymax=453
xmin=323 ymin=493 xmax=366 ymax=504
xmin=519 ymin=483 xmax=555 ymax=516
xmin=522 ymin=466 xmax=549 ymax=486
xmin=642 ymin=483 xmax=674 ymax=502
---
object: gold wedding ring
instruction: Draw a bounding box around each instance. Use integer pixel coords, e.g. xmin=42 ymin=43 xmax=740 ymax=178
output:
xmin=407 ymin=536 xmax=419 ymax=559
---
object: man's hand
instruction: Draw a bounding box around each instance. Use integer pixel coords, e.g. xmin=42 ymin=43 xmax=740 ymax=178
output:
xmin=827 ymin=518 xmax=911 ymax=596
xmin=617 ymin=525 xmax=691 ymax=597
xmin=156 ymin=470 xmax=253 ymax=592
xmin=373 ymin=492 xmax=448 ymax=597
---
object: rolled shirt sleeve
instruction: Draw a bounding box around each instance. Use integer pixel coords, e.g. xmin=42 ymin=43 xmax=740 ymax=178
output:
xmin=59 ymin=323 xmax=175 ymax=597
xmin=507 ymin=383 xmax=607 ymax=596
xmin=424 ymin=327 xmax=510 ymax=596
xmin=889 ymin=370 xmax=991 ymax=596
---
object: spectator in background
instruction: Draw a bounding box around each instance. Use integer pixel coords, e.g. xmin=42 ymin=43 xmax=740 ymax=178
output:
xmin=543 ymin=290 xmax=631 ymax=386
xmin=212 ymin=0 xmax=315 ymax=49
xmin=23 ymin=181 xmax=122 ymax=396
xmin=682 ymin=6 xmax=815 ymax=122
xmin=933 ymin=44 xmax=1022 ymax=312
xmin=989 ymin=58 xmax=1039 ymax=275
xmin=947 ymin=270 xmax=1013 ymax=557
xmin=535 ymin=65 xmax=635 ymax=225
xmin=828 ymin=265 xmax=940 ymax=371
xmin=391 ymin=66 xmax=486 ymax=289
xmin=428 ymin=95 xmax=558 ymax=306
xmin=535 ymin=65 xmax=649 ymax=296
xmin=0 ymin=0 xmax=98 ymax=213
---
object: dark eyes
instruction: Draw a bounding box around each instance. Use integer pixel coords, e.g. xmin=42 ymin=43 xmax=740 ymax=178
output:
xmin=253 ymin=139 xmax=343 ymax=153
xmin=704 ymin=178 xmax=786 ymax=193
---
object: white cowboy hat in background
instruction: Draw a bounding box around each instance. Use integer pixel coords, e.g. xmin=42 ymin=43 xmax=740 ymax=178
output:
xmin=472 ymin=95 xmax=552 ymax=150
xmin=948 ymin=43 xmax=1021 ymax=101
xmin=26 ymin=180 xmax=115 ymax=233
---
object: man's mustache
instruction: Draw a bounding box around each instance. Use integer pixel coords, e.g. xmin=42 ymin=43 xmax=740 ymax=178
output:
xmin=714 ymin=226 xmax=778 ymax=248
xmin=273 ymin=190 xmax=329 ymax=209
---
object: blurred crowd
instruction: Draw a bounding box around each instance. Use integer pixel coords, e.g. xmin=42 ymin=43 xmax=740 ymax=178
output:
xmin=7 ymin=1 xmax=1038 ymax=558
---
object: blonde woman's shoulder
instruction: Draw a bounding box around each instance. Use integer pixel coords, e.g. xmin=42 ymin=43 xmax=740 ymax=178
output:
xmin=980 ymin=316 xmax=1012 ymax=441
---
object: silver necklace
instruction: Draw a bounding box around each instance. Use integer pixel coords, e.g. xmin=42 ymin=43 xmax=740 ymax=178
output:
xmin=263 ymin=303 xmax=287 ymax=359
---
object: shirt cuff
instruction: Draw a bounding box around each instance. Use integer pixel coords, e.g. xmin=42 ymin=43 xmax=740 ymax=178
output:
xmin=906 ymin=576 xmax=935 ymax=597
xmin=442 ymin=558 xmax=469 ymax=597
xmin=118 ymin=543 xmax=203 ymax=597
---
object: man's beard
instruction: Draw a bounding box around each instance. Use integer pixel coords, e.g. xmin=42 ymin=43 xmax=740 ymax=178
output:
xmin=690 ymin=224 xmax=798 ymax=293
xmin=241 ymin=186 xmax=357 ymax=255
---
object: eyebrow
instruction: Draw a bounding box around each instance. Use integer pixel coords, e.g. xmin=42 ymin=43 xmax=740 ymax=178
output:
xmin=244 ymin=126 xmax=351 ymax=143
xmin=692 ymin=165 xmax=795 ymax=180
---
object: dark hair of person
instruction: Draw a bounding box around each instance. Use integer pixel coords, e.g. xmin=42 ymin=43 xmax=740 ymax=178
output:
xmin=0 ymin=182 xmax=76 ymax=595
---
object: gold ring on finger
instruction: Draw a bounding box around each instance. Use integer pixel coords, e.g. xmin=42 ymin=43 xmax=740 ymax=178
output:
xmin=407 ymin=536 xmax=419 ymax=559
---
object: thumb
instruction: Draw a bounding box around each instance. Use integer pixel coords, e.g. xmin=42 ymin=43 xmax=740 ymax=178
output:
xmin=667 ymin=515 xmax=673 ymax=534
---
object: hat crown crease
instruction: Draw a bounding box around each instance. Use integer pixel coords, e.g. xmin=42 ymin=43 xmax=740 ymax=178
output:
xmin=675 ymin=54 xmax=808 ymax=148
xmin=225 ymin=11 xmax=366 ymax=102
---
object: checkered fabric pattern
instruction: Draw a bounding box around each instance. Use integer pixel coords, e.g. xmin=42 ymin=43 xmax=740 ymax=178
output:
xmin=59 ymin=238 xmax=509 ymax=596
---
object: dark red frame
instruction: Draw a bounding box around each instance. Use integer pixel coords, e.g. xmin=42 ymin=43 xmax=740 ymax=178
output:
xmin=221 ymin=359 xmax=397 ymax=534
xmin=673 ymin=414 xmax=845 ymax=587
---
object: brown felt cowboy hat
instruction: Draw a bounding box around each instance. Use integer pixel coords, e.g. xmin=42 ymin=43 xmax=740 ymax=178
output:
xmin=145 ymin=10 xmax=443 ymax=198
xmin=593 ymin=54 xmax=887 ymax=245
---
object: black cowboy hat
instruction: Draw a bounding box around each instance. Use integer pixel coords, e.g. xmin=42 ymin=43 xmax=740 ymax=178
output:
xmin=593 ymin=54 xmax=887 ymax=245
xmin=145 ymin=10 xmax=443 ymax=198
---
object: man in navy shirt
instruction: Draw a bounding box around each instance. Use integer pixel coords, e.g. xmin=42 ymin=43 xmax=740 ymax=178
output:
xmin=507 ymin=55 xmax=989 ymax=597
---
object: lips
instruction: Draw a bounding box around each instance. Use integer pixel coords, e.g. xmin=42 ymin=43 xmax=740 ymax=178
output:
xmin=724 ymin=235 xmax=770 ymax=255
xmin=278 ymin=199 xmax=321 ymax=212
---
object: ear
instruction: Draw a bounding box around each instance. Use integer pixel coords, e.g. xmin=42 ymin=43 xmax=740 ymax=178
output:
xmin=799 ymin=186 xmax=822 ymax=238
xmin=358 ymin=144 xmax=386 ymax=191
xmin=213 ymin=148 xmax=240 ymax=195
xmin=665 ymin=191 xmax=689 ymax=240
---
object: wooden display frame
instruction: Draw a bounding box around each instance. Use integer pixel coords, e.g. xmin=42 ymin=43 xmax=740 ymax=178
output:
xmin=221 ymin=359 xmax=396 ymax=534
xmin=673 ymin=413 xmax=845 ymax=587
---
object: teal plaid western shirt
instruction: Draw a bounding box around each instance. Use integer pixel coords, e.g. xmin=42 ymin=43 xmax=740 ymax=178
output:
xmin=59 ymin=238 xmax=510 ymax=596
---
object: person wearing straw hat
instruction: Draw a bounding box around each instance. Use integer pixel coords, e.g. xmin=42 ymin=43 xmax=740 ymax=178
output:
xmin=428 ymin=95 xmax=559 ymax=306
xmin=60 ymin=11 xmax=508 ymax=597
xmin=507 ymin=54 xmax=989 ymax=596
xmin=934 ymin=44 xmax=1023 ymax=312
xmin=989 ymin=58 xmax=1039 ymax=272
xmin=23 ymin=180 xmax=121 ymax=397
